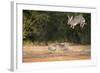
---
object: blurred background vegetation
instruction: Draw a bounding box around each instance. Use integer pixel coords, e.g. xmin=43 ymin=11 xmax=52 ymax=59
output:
xmin=23 ymin=10 xmax=91 ymax=45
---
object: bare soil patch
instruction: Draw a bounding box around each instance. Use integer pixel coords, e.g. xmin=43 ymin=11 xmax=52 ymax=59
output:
xmin=23 ymin=44 xmax=90 ymax=63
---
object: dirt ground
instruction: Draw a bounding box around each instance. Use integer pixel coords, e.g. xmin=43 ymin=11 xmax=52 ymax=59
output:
xmin=23 ymin=44 xmax=91 ymax=63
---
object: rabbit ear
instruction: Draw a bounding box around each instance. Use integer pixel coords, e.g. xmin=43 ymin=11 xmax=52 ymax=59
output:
xmin=68 ymin=16 xmax=73 ymax=19
xmin=71 ymin=16 xmax=73 ymax=19
xmin=70 ymin=16 xmax=73 ymax=20
xmin=68 ymin=16 xmax=70 ymax=19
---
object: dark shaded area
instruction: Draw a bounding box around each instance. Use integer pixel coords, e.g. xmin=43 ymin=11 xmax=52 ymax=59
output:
xmin=23 ymin=10 xmax=91 ymax=45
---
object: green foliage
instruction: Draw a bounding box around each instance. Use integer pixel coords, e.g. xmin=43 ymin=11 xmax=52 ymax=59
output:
xmin=23 ymin=10 xmax=91 ymax=45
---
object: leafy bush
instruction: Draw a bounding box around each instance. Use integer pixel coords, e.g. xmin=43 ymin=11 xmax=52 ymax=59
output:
xmin=23 ymin=10 xmax=91 ymax=45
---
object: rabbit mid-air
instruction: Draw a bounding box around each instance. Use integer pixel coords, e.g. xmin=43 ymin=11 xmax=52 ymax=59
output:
xmin=67 ymin=14 xmax=86 ymax=29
